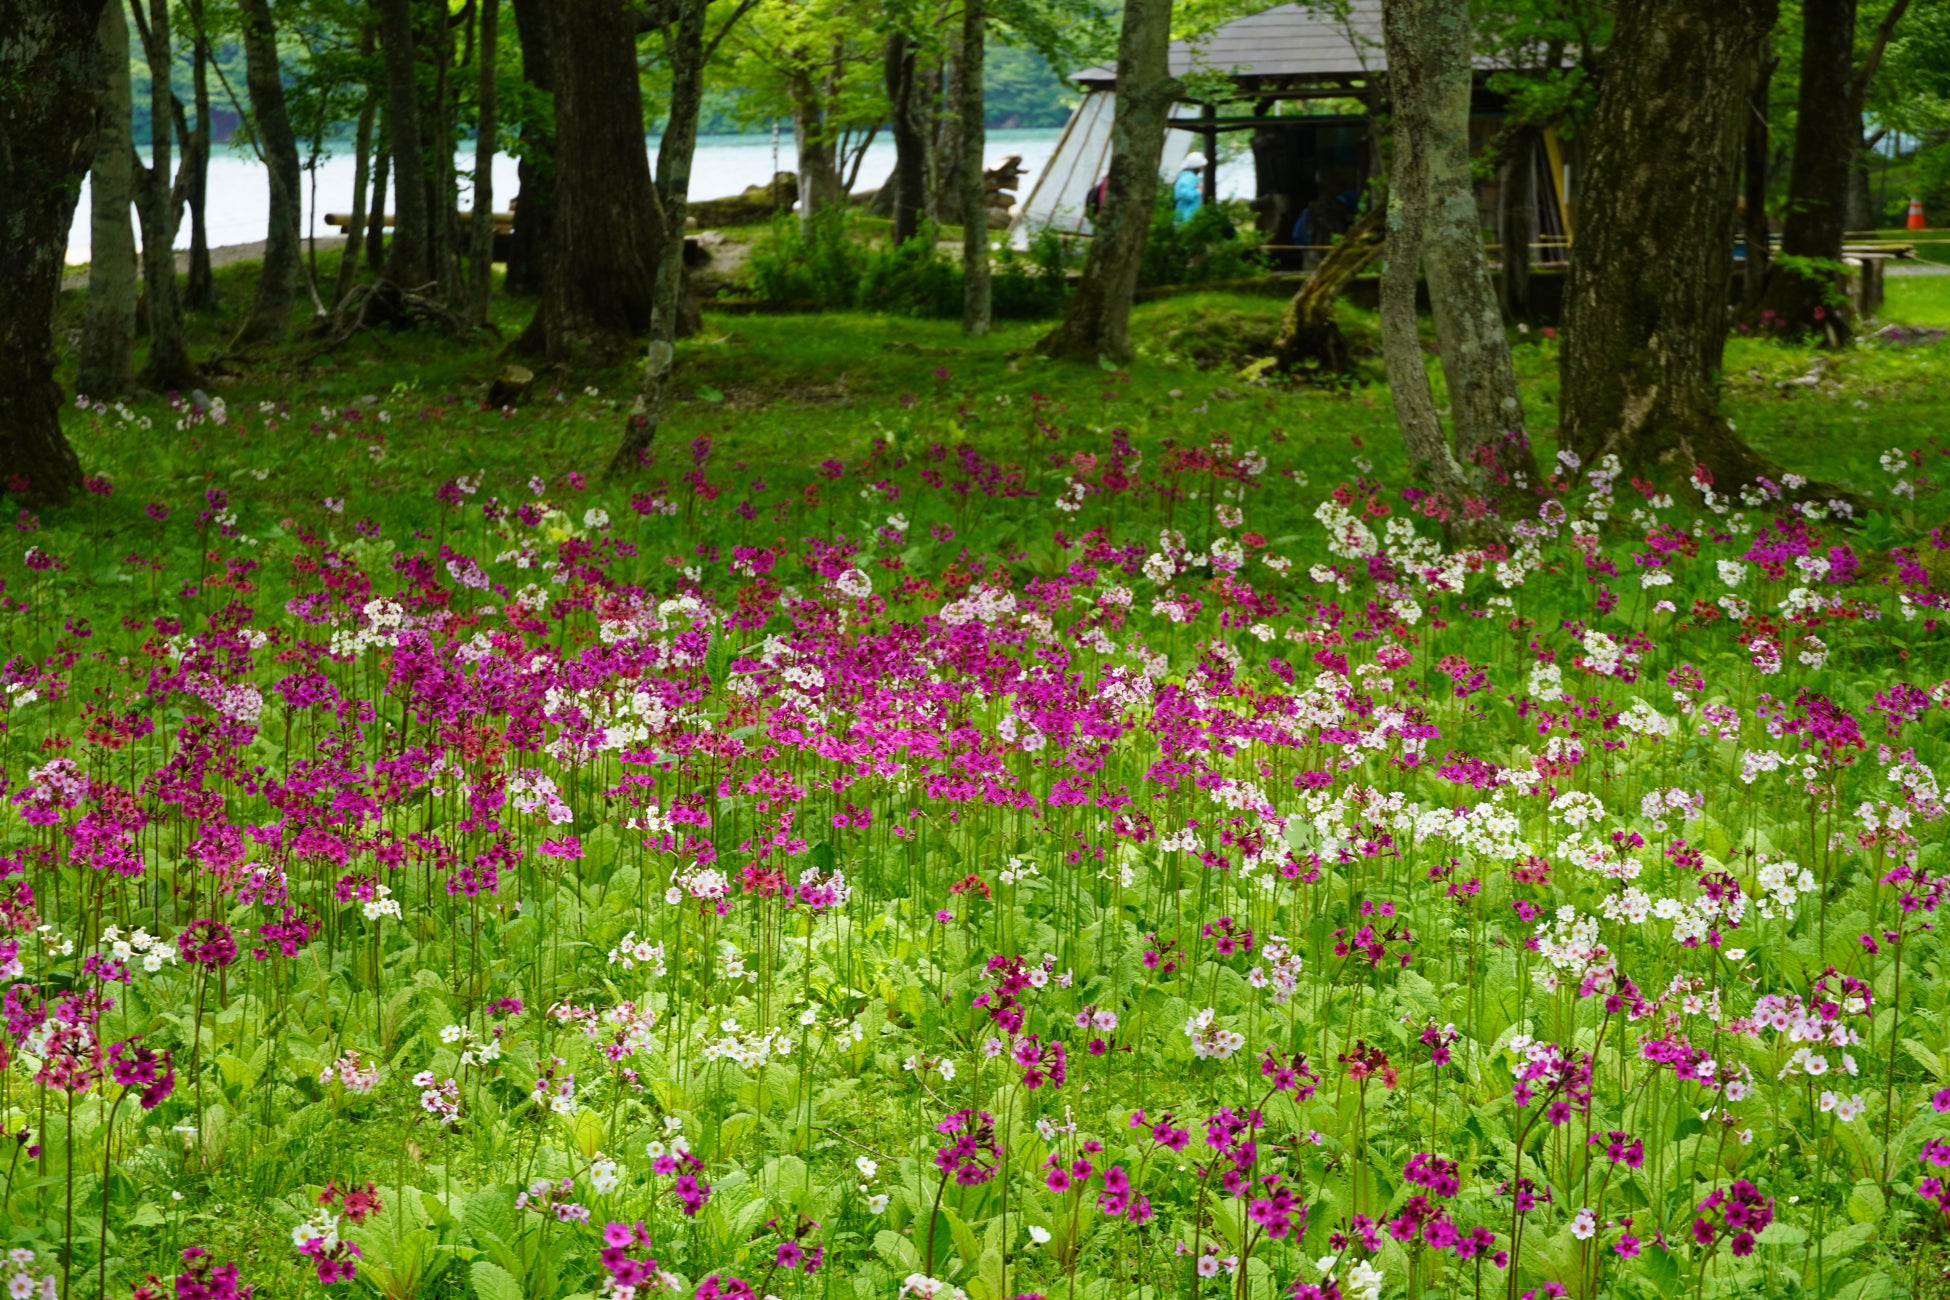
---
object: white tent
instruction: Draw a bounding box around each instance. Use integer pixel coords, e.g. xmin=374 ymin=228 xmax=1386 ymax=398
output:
xmin=1008 ymin=93 xmax=1200 ymax=248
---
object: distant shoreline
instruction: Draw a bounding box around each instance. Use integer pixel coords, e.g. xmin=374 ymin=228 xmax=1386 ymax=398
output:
xmin=61 ymin=236 xmax=349 ymax=289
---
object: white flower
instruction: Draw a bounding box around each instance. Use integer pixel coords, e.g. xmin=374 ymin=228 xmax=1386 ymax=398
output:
xmin=855 ymin=1156 xmax=878 ymax=1180
xmin=583 ymin=508 xmax=610 ymax=530
xmin=1718 ymin=560 xmax=1746 ymax=587
xmin=1345 ymin=1260 xmax=1385 ymax=1300
xmin=1571 ymin=1207 xmax=1597 ymax=1240
xmin=1027 ymin=1225 xmax=1051 ymax=1245
xmin=588 ymin=1154 xmax=620 ymax=1194
xmin=867 ymin=1193 xmax=891 ymax=1214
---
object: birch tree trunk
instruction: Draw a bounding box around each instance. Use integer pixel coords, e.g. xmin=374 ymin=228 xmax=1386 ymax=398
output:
xmin=80 ymin=0 xmax=139 ymax=399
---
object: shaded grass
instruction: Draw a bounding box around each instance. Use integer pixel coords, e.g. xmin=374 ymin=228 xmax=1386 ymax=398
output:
xmin=45 ymin=261 xmax=1950 ymax=538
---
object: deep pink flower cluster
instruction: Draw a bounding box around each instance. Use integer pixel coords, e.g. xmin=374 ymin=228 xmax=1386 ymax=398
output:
xmin=934 ymin=1109 xmax=1000 ymax=1186
xmin=1691 ymin=1180 xmax=1773 ymax=1256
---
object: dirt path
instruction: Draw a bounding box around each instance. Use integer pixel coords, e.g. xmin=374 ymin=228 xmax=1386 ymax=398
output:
xmin=62 ymin=236 xmax=348 ymax=292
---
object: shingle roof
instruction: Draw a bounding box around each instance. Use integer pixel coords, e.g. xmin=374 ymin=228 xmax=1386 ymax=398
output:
xmin=1073 ymin=0 xmax=1386 ymax=87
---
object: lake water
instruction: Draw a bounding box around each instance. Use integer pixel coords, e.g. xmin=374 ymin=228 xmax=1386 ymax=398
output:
xmin=64 ymin=130 xmax=1075 ymax=263
xmin=66 ymin=126 xmax=1257 ymax=263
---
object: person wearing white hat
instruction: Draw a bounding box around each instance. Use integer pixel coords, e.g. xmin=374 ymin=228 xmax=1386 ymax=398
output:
xmin=1174 ymin=151 xmax=1208 ymax=225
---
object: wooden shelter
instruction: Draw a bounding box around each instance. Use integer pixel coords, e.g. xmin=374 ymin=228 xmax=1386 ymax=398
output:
xmin=1010 ymin=0 xmax=1574 ymax=270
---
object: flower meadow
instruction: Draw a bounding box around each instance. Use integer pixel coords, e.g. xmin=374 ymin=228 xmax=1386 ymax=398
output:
xmin=8 ymin=389 xmax=1950 ymax=1300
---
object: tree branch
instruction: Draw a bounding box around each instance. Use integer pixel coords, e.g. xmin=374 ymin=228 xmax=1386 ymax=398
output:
xmin=1854 ymin=0 xmax=1914 ymax=107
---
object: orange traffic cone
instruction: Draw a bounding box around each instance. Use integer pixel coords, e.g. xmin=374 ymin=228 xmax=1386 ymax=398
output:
xmin=1909 ymin=197 xmax=1927 ymax=230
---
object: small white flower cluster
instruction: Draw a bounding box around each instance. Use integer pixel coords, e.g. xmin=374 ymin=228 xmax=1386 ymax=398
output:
xmin=353 ymin=882 xmax=400 ymax=921
xmin=700 ymin=1018 xmax=794 ymax=1069
xmin=607 ymin=932 xmax=668 ymax=975
xmin=586 ymin=1152 xmax=621 ymax=1195
xmin=1184 ymin=1007 xmax=1245 ymax=1060
xmin=439 ymin=1022 xmax=503 ymax=1068
xmin=100 ymin=925 xmax=177 ymax=974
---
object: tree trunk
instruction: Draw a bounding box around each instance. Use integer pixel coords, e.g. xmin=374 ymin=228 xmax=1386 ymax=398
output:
xmin=1273 ymin=203 xmax=1385 ymax=375
xmin=514 ymin=0 xmax=665 ymax=365
xmin=505 ymin=0 xmax=553 ymax=296
xmin=960 ymin=0 xmax=991 ymax=335
xmin=428 ymin=0 xmax=463 ymax=304
xmin=1741 ymin=46 xmax=1775 ymax=308
xmin=1379 ymin=0 xmax=1484 ymax=515
xmin=1498 ymin=126 xmax=1534 ymax=318
xmin=1846 ymin=128 xmax=1878 ymax=231
xmin=378 ymin=0 xmax=434 ymax=288
xmin=789 ymin=66 xmax=842 ymax=226
xmin=1752 ymin=0 xmax=1856 ymax=340
xmin=932 ymin=42 xmax=964 ymax=224
xmin=1410 ymin=0 xmax=1538 ymax=504
xmin=469 ymin=0 xmax=500 ymax=325
xmin=884 ymin=32 xmax=928 ymax=243
xmin=1 ymin=0 xmax=105 ymax=506
xmin=1560 ymin=0 xmax=1843 ymax=503
xmin=365 ymin=115 xmax=391 ymax=274
xmin=236 ymin=0 xmax=304 ymax=342
xmin=334 ymin=72 xmax=378 ymax=307
xmin=79 ymin=0 xmax=139 ymax=399
xmin=132 ymin=0 xmax=199 ymax=391
xmin=1035 ymin=0 xmax=1176 ymax=364
xmin=613 ymin=0 xmax=708 ymax=476
xmin=182 ymin=0 xmax=216 ymax=310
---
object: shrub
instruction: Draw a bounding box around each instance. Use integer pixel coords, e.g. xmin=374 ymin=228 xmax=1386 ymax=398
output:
xmin=1139 ymin=195 xmax=1267 ymax=288
xmin=744 ymin=207 xmax=867 ymax=309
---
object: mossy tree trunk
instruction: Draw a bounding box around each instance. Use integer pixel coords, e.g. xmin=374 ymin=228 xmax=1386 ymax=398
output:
xmin=959 ymin=0 xmax=991 ymax=336
xmin=1 ymin=0 xmax=108 ymax=505
xmin=378 ymin=0 xmax=434 ymax=289
xmin=236 ymin=0 xmax=305 ymax=342
xmin=884 ymin=32 xmax=929 ymax=244
xmin=505 ymin=0 xmax=550 ymax=296
xmin=131 ymin=0 xmax=199 ymax=391
xmin=1272 ymin=203 xmax=1385 ymax=376
xmin=1559 ymin=0 xmax=1855 ymax=506
xmin=79 ymin=0 xmax=139 ymax=399
xmin=1752 ymin=0 xmax=1857 ymax=340
xmin=1378 ymin=0 xmax=1476 ymax=513
xmin=1379 ymin=0 xmax=1538 ymax=522
xmin=515 ymin=0 xmax=666 ymax=365
xmin=1035 ymin=0 xmax=1177 ymax=364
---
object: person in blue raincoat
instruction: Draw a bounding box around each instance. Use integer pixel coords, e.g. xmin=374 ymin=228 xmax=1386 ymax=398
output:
xmin=1173 ymin=152 xmax=1208 ymax=224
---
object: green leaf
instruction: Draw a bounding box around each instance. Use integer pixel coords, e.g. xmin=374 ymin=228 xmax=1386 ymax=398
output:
xmin=470 ymin=1261 xmax=523 ymax=1300
xmin=697 ymin=385 xmax=726 ymax=403
xmin=1756 ymin=1221 xmax=1807 ymax=1246
xmin=874 ymin=1229 xmax=922 ymax=1274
